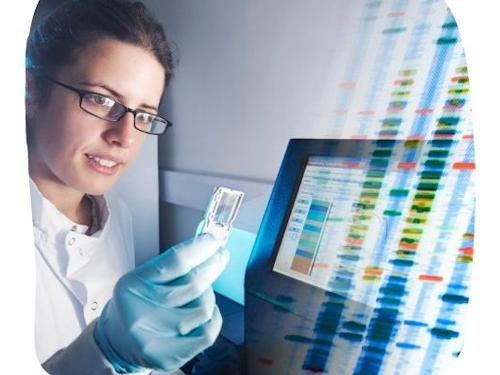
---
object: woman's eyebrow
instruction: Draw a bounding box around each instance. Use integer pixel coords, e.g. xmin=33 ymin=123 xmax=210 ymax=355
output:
xmin=78 ymin=80 xmax=159 ymax=112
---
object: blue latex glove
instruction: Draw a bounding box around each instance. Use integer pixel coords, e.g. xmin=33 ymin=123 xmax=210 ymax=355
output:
xmin=94 ymin=234 xmax=229 ymax=373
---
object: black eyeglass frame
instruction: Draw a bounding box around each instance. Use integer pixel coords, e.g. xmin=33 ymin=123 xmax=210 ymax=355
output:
xmin=42 ymin=76 xmax=173 ymax=135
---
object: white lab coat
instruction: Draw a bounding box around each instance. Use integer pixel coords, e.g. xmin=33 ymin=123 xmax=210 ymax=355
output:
xmin=30 ymin=180 xmax=186 ymax=375
xmin=30 ymin=179 xmax=135 ymax=370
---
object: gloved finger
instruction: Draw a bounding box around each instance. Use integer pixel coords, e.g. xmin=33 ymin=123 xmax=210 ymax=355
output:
xmin=143 ymin=306 xmax=223 ymax=371
xmin=177 ymin=288 xmax=217 ymax=335
xmin=136 ymin=233 xmax=224 ymax=284
xmin=129 ymin=248 xmax=229 ymax=308
xmin=133 ymin=290 xmax=219 ymax=341
xmin=186 ymin=303 xmax=223 ymax=345
xmin=161 ymin=248 xmax=229 ymax=307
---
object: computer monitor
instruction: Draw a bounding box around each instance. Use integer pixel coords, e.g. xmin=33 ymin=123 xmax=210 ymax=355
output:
xmin=246 ymin=139 xmax=394 ymax=311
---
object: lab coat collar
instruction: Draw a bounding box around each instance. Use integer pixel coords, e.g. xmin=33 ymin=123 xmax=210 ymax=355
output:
xmin=29 ymin=178 xmax=113 ymax=277
xmin=29 ymin=178 xmax=110 ymax=239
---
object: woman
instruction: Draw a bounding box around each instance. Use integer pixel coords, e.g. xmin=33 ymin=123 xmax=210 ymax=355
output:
xmin=26 ymin=0 xmax=230 ymax=373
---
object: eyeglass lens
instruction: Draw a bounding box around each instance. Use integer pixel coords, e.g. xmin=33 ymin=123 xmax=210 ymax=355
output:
xmin=80 ymin=92 xmax=168 ymax=134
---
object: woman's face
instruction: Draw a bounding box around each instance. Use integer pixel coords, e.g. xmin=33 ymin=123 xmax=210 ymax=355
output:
xmin=28 ymin=39 xmax=166 ymax=195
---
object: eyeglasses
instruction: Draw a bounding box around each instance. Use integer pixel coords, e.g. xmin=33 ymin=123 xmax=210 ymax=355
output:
xmin=43 ymin=76 xmax=172 ymax=135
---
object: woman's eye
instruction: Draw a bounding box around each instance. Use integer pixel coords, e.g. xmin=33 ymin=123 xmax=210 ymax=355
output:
xmin=136 ymin=113 xmax=154 ymax=124
xmin=86 ymin=93 xmax=115 ymax=107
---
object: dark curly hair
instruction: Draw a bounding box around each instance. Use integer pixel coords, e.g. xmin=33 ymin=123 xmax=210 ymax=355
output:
xmin=26 ymin=0 xmax=174 ymax=103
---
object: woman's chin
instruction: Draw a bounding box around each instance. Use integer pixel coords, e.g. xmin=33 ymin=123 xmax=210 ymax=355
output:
xmin=80 ymin=179 xmax=118 ymax=196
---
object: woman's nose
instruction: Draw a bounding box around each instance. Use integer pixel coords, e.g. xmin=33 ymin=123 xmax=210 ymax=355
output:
xmin=103 ymin=112 xmax=137 ymax=148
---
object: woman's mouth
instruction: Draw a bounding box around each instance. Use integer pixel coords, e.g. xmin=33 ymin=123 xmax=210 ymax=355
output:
xmin=85 ymin=154 xmax=121 ymax=175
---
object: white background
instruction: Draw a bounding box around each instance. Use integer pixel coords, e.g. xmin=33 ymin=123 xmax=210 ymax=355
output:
xmin=0 ymin=1 xmax=497 ymax=374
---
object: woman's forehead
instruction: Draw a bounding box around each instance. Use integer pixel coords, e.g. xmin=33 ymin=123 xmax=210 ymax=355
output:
xmin=59 ymin=39 xmax=165 ymax=105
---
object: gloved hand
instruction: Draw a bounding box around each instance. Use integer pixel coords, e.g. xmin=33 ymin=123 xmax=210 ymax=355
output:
xmin=94 ymin=233 xmax=229 ymax=373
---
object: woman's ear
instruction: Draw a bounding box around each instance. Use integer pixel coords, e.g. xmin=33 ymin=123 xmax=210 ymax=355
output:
xmin=26 ymin=70 xmax=38 ymax=121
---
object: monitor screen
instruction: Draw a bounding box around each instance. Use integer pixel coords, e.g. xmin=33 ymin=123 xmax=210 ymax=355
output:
xmin=273 ymin=155 xmax=384 ymax=293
